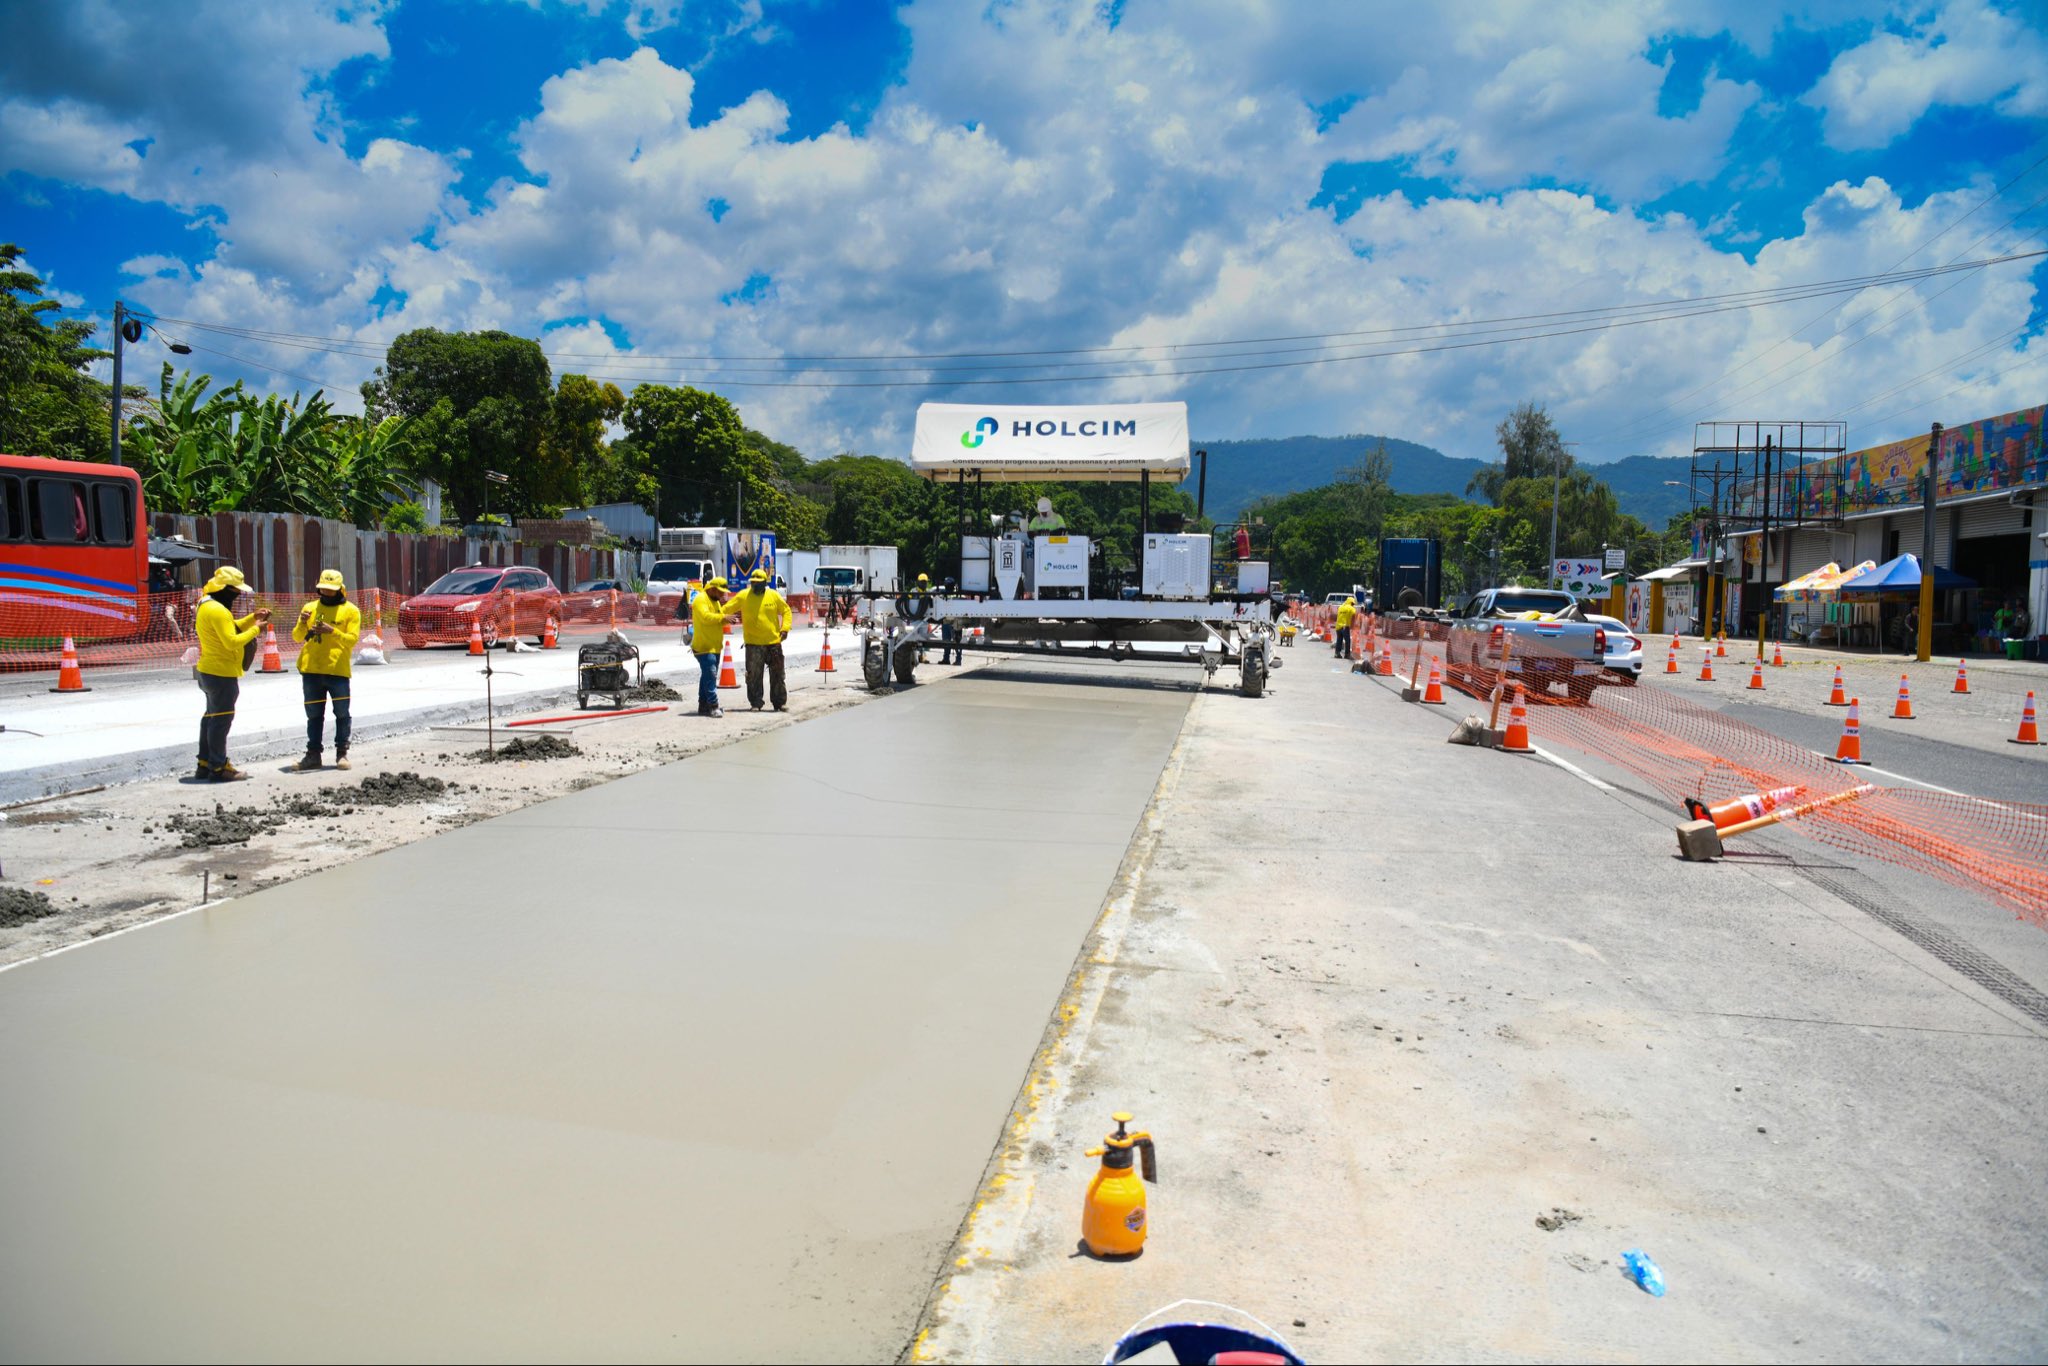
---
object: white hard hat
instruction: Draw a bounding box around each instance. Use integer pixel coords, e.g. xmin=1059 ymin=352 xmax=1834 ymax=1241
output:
xmin=1037 ymin=497 xmax=1053 ymax=514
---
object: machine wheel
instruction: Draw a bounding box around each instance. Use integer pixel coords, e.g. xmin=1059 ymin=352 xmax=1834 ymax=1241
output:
xmin=893 ymin=649 xmax=918 ymax=686
xmin=577 ymin=692 xmax=589 ymax=710
xmin=1240 ymin=653 xmax=1267 ymax=698
xmin=863 ymin=641 xmax=889 ymax=691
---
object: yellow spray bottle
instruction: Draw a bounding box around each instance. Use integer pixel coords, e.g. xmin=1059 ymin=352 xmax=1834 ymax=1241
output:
xmin=1082 ymin=1111 xmax=1157 ymax=1257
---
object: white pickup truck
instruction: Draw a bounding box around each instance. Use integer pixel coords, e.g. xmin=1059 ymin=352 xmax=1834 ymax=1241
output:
xmin=1445 ymin=587 xmax=1612 ymax=703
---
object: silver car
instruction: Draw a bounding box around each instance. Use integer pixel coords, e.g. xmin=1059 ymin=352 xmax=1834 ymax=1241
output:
xmin=1585 ymin=613 xmax=1643 ymax=683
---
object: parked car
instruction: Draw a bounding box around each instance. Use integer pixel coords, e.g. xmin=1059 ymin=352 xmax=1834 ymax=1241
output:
xmin=398 ymin=565 xmax=563 ymax=649
xmin=1584 ymin=613 xmax=1643 ymax=684
xmin=561 ymin=577 xmax=641 ymax=623
xmin=1445 ymin=587 xmax=1610 ymax=702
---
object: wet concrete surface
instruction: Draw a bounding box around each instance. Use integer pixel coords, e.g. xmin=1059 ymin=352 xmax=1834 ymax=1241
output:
xmin=0 ymin=662 xmax=1193 ymax=1363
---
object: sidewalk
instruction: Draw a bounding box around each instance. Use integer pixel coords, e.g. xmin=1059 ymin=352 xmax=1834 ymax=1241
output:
xmin=0 ymin=623 xmax=850 ymax=803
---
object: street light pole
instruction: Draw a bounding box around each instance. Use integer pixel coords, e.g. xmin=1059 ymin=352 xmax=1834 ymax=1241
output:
xmin=109 ymin=300 xmax=126 ymax=466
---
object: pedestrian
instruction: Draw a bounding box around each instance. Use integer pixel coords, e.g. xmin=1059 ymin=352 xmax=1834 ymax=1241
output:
xmin=192 ymin=566 xmax=270 ymax=782
xmin=291 ymin=569 xmax=361 ymax=772
xmin=735 ymin=566 xmax=794 ymax=711
xmin=688 ymin=576 xmax=742 ymax=717
xmin=937 ymin=576 xmax=962 ymax=664
xmin=1334 ymin=594 xmax=1357 ymax=658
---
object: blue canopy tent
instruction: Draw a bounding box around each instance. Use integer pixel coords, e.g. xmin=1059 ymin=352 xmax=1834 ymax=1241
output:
xmin=1837 ymin=553 xmax=1976 ymax=653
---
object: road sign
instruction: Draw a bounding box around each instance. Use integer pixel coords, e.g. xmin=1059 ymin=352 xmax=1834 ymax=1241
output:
xmin=1605 ymin=547 xmax=1627 ymax=570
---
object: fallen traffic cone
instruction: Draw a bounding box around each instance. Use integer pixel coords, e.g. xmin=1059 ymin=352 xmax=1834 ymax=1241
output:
xmin=541 ymin=615 xmax=559 ymax=650
xmin=1747 ymin=660 xmax=1765 ymax=691
xmin=49 ymin=635 xmax=90 ymax=693
xmin=1684 ymin=785 xmax=1806 ymax=831
xmin=1824 ymin=663 xmax=1848 ymax=706
xmin=1377 ymin=643 xmax=1393 ymax=676
xmin=1500 ymin=685 xmax=1532 ymax=753
xmin=2013 ymin=691 xmax=2042 ymax=745
xmin=1772 ymin=640 xmax=1785 ymax=668
xmin=816 ymin=631 xmax=836 ymax=673
xmin=1832 ymin=698 xmax=1869 ymax=764
xmin=1698 ymin=647 xmax=1714 ymax=682
xmin=718 ymin=634 xmax=738 ymax=689
xmin=468 ymin=618 xmax=485 ymax=656
xmin=258 ymin=624 xmax=284 ymax=673
xmin=1952 ymin=658 xmax=1969 ymax=694
xmin=1422 ymin=655 xmax=1445 ymax=704
xmin=1891 ymin=673 xmax=1914 ymax=720
xmin=1715 ymin=633 xmax=1727 ymax=658
xmin=1664 ymin=643 xmax=1680 ymax=674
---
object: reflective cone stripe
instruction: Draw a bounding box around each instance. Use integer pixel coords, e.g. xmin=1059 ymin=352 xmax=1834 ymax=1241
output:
xmin=49 ymin=635 xmax=90 ymax=693
xmin=2013 ymin=691 xmax=2042 ymax=745
xmin=259 ymin=625 xmax=284 ymax=672
xmin=1832 ymin=698 xmax=1869 ymax=764
xmin=1664 ymin=644 xmax=1679 ymax=674
xmin=1422 ymin=655 xmax=1445 ymax=704
xmin=1501 ymin=686 xmax=1532 ymax=753
xmin=541 ymin=616 xmax=559 ymax=649
xmin=1892 ymin=673 xmax=1914 ymax=720
xmin=1747 ymin=661 xmax=1765 ymax=690
xmin=1685 ymin=784 xmax=1806 ymax=831
xmin=468 ymin=619 xmax=485 ymax=656
xmin=1825 ymin=664 xmax=1848 ymax=706
xmin=1772 ymin=641 xmax=1785 ymax=668
xmin=1953 ymin=659 xmax=1970 ymax=694
xmin=1698 ymin=647 xmax=1714 ymax=682
xmin=816 ymin=632 xmax=836 ymax=673
xmin=718 ymin=635 xmax=738 ymax=689
xmin=1378 ymin=644 xmax=1393 ymax=676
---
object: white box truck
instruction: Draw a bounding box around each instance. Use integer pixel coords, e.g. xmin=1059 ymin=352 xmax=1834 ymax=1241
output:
xmin=816 ymin=545 xmax=901 ymax=595
xmin=775 ymin=547 xmax=820 ymax=598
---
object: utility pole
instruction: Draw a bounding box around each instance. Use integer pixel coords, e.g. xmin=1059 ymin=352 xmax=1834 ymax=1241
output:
xmin=1758 ymin=435 xmax=1773 ymax=658
xmin=735 ymin=479 xmax=743 ymax=530
xmin=109 ymin=300 xmax=127 ymax=466
xmin=1917 ymin=421 xmax=1940 ymax=663
xmin=1548 ymin=442 xmax=1577 ymax=589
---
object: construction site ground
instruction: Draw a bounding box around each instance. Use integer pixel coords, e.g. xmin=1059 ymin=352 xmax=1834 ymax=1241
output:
xmin=1 ymin=637 xmax=2044 ymax=1362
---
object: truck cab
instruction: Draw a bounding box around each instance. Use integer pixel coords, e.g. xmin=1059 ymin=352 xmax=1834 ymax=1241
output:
xmin=643 ymin=557 xmax=715 ymax=620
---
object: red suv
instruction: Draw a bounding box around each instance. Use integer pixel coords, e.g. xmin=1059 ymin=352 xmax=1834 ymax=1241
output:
xmin=398 ymin=565 xmax=563 ymax=649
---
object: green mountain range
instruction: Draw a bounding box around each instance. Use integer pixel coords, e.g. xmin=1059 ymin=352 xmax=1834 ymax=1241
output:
xmin=1186 ymin=434 xmax=1697 ymax=528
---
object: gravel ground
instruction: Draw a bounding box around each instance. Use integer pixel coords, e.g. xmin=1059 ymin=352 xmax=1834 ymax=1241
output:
xmin=0 ymin=666 xmax=916 ymax=967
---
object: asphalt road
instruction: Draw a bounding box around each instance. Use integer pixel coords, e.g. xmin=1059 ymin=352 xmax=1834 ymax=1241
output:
xmin=0 ymin=660 xmax=1194 ymax=1362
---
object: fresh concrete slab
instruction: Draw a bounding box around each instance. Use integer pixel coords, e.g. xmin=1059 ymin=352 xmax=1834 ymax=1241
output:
xmin=0 ymin=662 xmax=1192 ymax=1363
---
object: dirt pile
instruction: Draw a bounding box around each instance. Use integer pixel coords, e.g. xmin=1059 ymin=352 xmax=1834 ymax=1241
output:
xmin=163 ymin=803 xmax=287 ymax=848
xmin=622 ymin=676 xmax=682 ymax=702
xmin=472 ymin=734 xmax=582 ymax=762
xmin=161 ymin=773 xmax=465 ymax=845
xmin=0 ymin=886 xmax=59 ymax=927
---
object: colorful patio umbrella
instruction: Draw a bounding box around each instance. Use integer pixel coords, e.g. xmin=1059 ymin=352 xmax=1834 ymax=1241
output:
xmin=1776 ymin=560 xmax=1876 ymax=601
xmin=1836 ymin=552 xmax=1975 ymax=595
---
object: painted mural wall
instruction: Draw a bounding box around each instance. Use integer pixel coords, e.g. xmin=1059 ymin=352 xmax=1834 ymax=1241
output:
xmin=1736 ymin=403 xmax=2047 ymax=521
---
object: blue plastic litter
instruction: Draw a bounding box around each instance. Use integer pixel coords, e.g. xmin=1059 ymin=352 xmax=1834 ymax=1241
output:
xmin=1622 ymin=1248 xmax=1666 ymax=1297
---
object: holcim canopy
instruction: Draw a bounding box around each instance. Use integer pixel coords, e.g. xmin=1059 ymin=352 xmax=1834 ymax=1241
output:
xmin=910 ymin=402 xmax=1190 ymax=482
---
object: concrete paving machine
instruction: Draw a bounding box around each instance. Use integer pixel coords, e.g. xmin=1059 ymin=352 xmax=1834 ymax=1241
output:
xmin=858 ymin=402 xmax=1278 ymax=697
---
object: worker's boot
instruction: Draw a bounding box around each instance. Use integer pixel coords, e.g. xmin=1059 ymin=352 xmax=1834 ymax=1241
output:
xmin=214 ymin=764 xmax=250 ymax=783
xmin=293 ymin=750 xmax=323 ymax=773
xmin=333 ymin=748 xmax=350 ymax=771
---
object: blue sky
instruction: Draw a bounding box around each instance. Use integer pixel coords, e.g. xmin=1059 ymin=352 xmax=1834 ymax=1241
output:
xmin=3 ymin=0 xmax=2044 ymax=464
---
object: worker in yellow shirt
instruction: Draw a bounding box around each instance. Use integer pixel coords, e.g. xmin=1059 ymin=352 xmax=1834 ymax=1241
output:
xmin=291 ymin=568 xmax=362 ymax=772
xmin=735 ymin=567 xmax=794 ymax=711
xmin=1334 ymin=595 xmax=1358 ymax=659
xmin=192 ymin=566 xmax=270 ymax=782
xmin=689 ymin=577 xmax=744 ymax=717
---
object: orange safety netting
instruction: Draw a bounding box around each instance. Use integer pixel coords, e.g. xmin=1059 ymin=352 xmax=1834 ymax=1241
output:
xmin=1439 ymin=634 xmax=2048 ymax=926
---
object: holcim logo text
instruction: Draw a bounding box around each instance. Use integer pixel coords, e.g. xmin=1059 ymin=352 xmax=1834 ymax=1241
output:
xmin=1013 ymin=418 xmax=1138 ymax=437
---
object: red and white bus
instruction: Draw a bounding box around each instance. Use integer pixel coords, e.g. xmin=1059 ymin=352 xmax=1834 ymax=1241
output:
xmin=0 ymin=454 xmax=150 ymax=642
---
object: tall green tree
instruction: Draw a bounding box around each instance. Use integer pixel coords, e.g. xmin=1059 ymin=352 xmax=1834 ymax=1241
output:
xmin=363 ymin=329 xmax=555 ymax=521
xmin=0 ymin=243 xmax=113 ymax=461
xmin=622 ymin=383 xmax=825 ymax=548
xmin=1468 ymin=400 xmax=1570 ymax=504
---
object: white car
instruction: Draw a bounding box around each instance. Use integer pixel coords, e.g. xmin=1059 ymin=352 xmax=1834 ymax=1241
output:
xmin=1585 ymin=613 xmax=1643 ymax=683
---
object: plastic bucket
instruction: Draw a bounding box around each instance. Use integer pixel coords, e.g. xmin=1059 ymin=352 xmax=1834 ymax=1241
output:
xmin=2007 ymin=638 xmax=2025 ymax=661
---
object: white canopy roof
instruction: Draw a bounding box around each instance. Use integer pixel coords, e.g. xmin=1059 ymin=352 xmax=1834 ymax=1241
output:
xmin=910 ymin=402 xmax=1190 ymax=482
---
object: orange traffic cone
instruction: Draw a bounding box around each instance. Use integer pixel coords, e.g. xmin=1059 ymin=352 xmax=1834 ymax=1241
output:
xmin=1684 ymin=785 xmax=1806 ymax=831
xmin=1952 ymin=659 xmax=1969 ymax=694
xmin=541 ymin=615 xmax=558 ymax=649
xmin=1501 ymin=686 xmax=1532 ymax=753
xmin=2012 ymin=691 xmax=2041 ymax=745
xmin=718 ymin=634 xmax=738 ymax=689
xmin=258 ymin=624 xmax=284 ymax=673
xmin=1891 ymin=673 xmax=1915 ymax=720
xmin=1747 ymin=660 xmax=1765 ymax=691
xmin=468 ymin=618 xmax=485 ymax=656
xmin=1715 ymin=633 xmax=1727 ymax=658
xmin=1698 ymin=647 xmax=1714 ymax=682
xmin=816 ymin=631 xmax=836 ymax=673
xmin=1664 ymin=643 xmax=1679 ymax=674
xmin=1832 ymin=698 xmax=1869 ymax=764
xmin=1377 ymin=643 xmax=1393 ymax=676
xmin=1824 ymin=663 xmax=1848 ymax=706
xmin=1422 ymin=655 xmax=1445 ymax=704
xmin=49 ymin=635 xmax=90 ymax=693
xmin=1772 ymin=640 xmax=1785 ymax=668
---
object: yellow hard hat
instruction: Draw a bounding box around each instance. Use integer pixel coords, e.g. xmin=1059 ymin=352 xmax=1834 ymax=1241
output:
xmin=917 ymin=572 xmax=930 ymax=584
xmin=203 ymin=566 xmax=247 ymax=594
xmin=750 ymin=567 xmax=769 ymax=583
xmin=709 ymin=576 xmax=729 ymax=589
xmin=317 ymin=568 xmax=346 ymax=591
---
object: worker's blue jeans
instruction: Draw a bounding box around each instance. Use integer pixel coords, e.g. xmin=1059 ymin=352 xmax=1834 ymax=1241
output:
xmin=301 ymin=672 xmax=351 ymax=753
xmin=696 ymin=651 xmax=719 ymax=712
xmin=1334 ymin=625 xmax=1351 ymax=657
